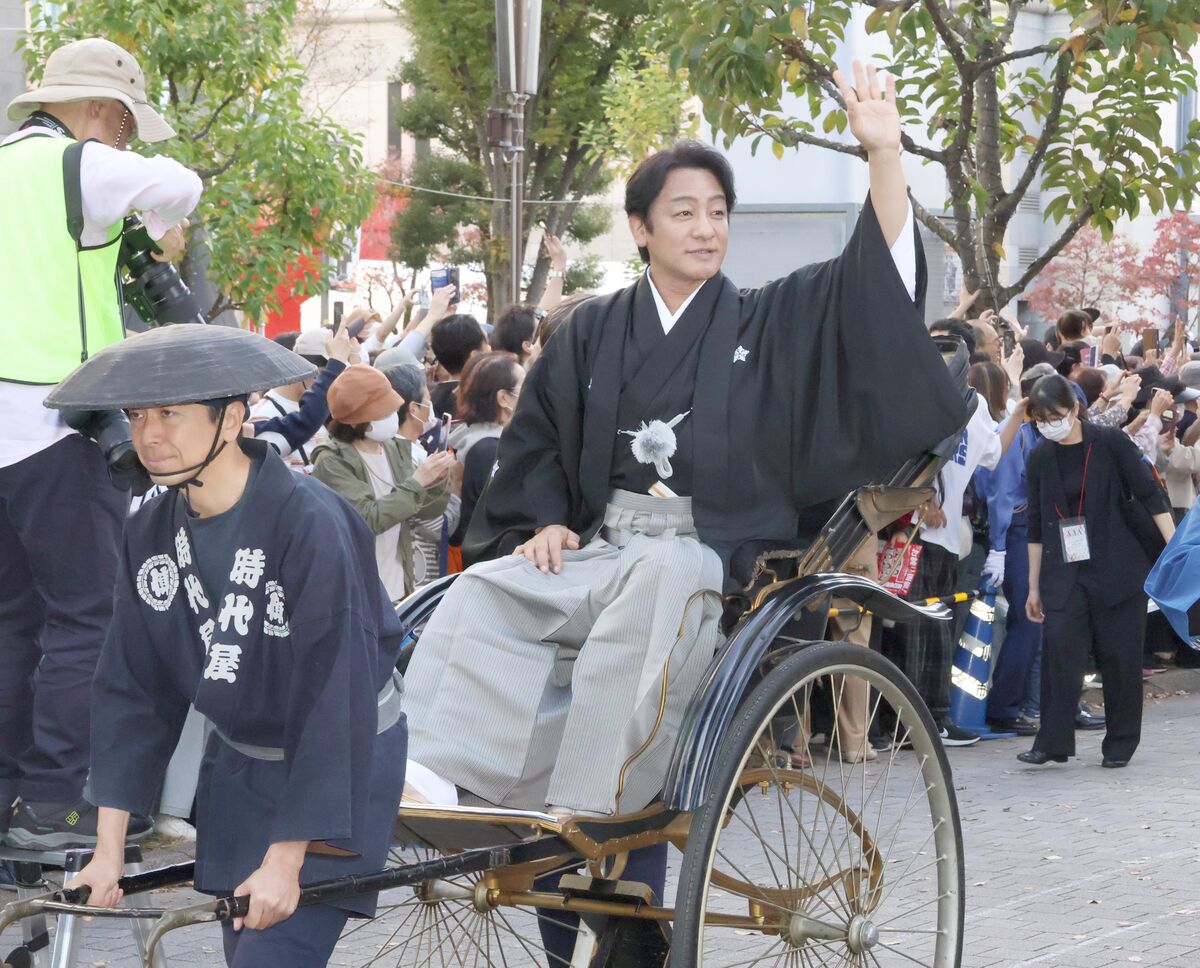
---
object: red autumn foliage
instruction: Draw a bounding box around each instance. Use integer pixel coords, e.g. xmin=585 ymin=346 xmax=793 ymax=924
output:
xmin=1129 ymin=211 xmax=1200 ymax=330
xmin=1026 ymin=225 xmax=1139 ymax=324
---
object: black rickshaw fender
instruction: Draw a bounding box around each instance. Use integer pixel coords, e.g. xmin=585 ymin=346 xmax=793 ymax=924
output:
xmin=661 ymin=572 xmax=951 ymax=813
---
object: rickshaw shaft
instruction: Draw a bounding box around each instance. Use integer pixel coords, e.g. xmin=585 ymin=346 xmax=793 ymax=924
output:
xmin=488 ymin=890 xmax=767 ymax=930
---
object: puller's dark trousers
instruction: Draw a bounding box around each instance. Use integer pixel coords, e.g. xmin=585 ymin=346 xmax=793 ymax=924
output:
xmin=1033 ymin=584 xmax=1145 ymax=763
xmin=0 ymin=434 xmax=128 ymax=805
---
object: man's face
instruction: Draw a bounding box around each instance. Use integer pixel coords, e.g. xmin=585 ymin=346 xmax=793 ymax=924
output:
xmin=629 ymin=167 xmax=729 ymax=289
xmin=974 ymin=323 xmax=1000 ymax=362
xmin=90 ymin=99 xmax=135 ymax=150
xmin=128 ymin=403 xmax=239 ymax=484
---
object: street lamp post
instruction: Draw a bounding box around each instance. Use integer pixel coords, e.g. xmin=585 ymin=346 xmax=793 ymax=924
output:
xmin=491 ymin=0 xmax=541 ymax=304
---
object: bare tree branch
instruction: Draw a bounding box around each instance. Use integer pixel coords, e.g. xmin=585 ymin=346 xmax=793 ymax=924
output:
xmin=901 ymin=132 xmax=947 ymax=163
xmin=1007 ymin=202 xmax=1096 ymax=298
xmin=780 ymin=126 xmax=868 ymax=158
xmin=910 ymin=192 xmax=955 ymax=247
xmin=206 ymin=293 xmax=236 ymax=322
xmin=921 ymin=0 xmax=970 ymax=76
xmin=997 ymin=0 xmax=1032 ymax=48
xmin=195 ymin=152 xmax=239 ymax=181
xmin=976 ymin=41 xmax=1062 ymax=73
xmin=993 ymin=54 xmax=1071 ymax=222
xmin=780 ymin=39 xmax=846 ymax=108
xmin=191 ymin=92 xmax=239 ymax=144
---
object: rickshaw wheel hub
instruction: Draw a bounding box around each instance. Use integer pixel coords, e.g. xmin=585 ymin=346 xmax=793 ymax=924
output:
xmin=847 ymin=915 xmax=880 ymax=953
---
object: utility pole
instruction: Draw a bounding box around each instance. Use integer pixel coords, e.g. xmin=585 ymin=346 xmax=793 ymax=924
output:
xmin=490 ymin=0 xmax=541 ymax=303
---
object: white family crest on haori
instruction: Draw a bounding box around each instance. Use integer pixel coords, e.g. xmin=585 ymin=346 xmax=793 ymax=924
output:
xmin=619 ymin=411 xmax=690 ymax=479
xmin=136 ymin=554 xmax=179 ymax=612
xmin=263 ymin=580 xmax=289 ymax=637
xmin=204 ymin=643 xmax=242 ymax=683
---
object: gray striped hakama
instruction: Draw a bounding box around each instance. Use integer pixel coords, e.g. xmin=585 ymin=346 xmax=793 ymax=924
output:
xmin=403 ymin=489 xmax=724 ymax=815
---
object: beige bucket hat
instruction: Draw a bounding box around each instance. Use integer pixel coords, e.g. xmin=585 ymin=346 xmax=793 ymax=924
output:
xmin=7 ymin=38 xmax=175 ymax=142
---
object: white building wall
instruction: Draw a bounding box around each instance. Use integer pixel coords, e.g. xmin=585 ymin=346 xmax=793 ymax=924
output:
xmin=0 ymin=3 xmax=26 ymax=138
xmin=294 ymin=0 xmax=412 ymax=169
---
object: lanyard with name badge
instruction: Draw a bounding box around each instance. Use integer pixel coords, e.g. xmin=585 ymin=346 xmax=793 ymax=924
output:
xmin=1054 ymin=443 xmax=1093 ymax=564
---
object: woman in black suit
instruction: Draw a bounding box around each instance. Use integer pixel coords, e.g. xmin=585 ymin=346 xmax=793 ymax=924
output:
xmin=1019 ymin=374 xmax=1175 ymax=768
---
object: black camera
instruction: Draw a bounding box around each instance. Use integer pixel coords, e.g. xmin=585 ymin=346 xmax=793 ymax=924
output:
xmin=61 ymin=218 xmax=207 ymax=494
xmin=119 ymin=216 xmax=206 ymax=326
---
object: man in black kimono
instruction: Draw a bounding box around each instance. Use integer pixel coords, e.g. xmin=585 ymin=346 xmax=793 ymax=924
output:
xmin=47 ymin=325 xmax=407 ymax=968
xmin=403 ymin=62 xmax=966 ymax=820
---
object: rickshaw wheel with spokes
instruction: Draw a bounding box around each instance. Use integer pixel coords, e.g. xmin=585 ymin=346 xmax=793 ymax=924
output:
xmin=336 ymin=844 xmax=604 ymax=968
xmin=671 ymin=641 xmax=964 ymax=968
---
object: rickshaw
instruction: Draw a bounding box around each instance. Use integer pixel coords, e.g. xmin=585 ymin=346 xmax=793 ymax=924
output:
xmin=1 ymin=337 xmax=974 ymax=968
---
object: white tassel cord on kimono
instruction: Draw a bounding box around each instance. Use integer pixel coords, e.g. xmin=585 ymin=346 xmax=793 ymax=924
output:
xmin=620 ymin=411 xmax=690 ymax=480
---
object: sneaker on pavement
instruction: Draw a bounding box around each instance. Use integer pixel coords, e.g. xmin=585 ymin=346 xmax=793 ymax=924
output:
xmin=938 ymin=722 xmax=981 ymax=747
xmin=153 ymin=814 xmax=197 ymax=843
xmin=6 ymin=799 xmax=153 ymax=850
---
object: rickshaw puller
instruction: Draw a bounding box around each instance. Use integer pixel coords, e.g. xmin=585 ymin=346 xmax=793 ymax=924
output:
xmin=52 ymin=325 xmax=408 ymax=968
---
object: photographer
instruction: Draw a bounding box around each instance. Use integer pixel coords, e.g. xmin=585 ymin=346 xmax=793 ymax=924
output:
xmin=0 ymin=38 xmax=201 ymax=849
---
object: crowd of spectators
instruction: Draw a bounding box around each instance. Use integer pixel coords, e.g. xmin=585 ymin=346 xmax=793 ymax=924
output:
xmin=871 ymin=292 xmax=1188 ymax=768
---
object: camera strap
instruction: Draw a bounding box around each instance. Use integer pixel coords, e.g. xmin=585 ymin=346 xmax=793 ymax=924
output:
xmin=61 ymin=139 xmax=93 ymax=363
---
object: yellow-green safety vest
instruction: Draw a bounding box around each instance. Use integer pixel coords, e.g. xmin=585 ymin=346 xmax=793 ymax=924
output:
xmin=0 ymin=134 xmax=124 ymax=385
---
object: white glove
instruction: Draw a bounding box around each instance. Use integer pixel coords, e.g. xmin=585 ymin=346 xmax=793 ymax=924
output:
xmin=982 ymin=549 xmax=1006 ymax=589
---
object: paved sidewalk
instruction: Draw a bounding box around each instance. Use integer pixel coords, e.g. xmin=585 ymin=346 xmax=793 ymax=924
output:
xmin=4 ymin=690 xmax=1200 ymax=967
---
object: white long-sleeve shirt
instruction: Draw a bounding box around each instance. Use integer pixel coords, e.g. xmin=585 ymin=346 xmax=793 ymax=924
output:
xmin=0 ymin=128 xmax=202 ymax=468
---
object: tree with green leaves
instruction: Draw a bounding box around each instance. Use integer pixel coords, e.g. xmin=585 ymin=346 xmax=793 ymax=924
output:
xmin=24 ymin=0 xmax=375 ymax=323
xmin=660 ymin=0 xmax=1200 ymax=311
xmin=386 ymin=0 xmax=694 ymax=315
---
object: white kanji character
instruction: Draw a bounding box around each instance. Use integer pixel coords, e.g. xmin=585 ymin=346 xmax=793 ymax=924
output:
xmin=203 ymin=643 xmax=242 ymax=683
xmin=199 ymin=619 xmax=215 ymax=652
xmin=175 ymin=527 xmax=192 ymax=568
xmin=266 ymin=588 xmax=285 ymax=625
xmin=149 ymin=565 xmax=173 ymax=600
xmin=184 ymin=573 xmax=209 ymax=614
xmin=229 ymin=548 xmax=266 ymax=589
xmin=218 ymin=593 xmax=254 ymax=636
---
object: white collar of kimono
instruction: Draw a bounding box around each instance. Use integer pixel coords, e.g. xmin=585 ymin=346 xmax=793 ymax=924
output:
xmin=645 ymin=268 xmax=704 ymax=335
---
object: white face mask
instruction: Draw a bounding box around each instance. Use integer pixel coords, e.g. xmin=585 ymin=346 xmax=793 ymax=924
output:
xmin=1036 ymin=415 xmax=1075 ymax=442
xmin=365 ymin=411 xmax=400 ymax=441
xmin=421 ymin=414 xmax=440 ymax=435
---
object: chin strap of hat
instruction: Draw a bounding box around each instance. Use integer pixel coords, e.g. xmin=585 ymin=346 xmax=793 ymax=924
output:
xmin=156 ymin=401 xmax=235 ymax=504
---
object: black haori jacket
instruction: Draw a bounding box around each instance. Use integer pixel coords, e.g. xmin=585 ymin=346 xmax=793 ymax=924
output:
xmin=464 ymin=195 xmax=968 ymax=583
xmin=86 ymin=440 xmax=406 ymax=914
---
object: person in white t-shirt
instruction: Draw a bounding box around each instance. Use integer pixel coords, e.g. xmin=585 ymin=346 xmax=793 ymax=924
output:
xmin=882 ymin=391 xmax=1018 ymax=746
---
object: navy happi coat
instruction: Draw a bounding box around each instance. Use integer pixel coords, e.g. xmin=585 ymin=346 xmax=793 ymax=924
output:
xmin=87 ymin=440 xmax=406 ymax=914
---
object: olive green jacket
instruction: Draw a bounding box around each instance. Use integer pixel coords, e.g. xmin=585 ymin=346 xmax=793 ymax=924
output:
xmin=312 ymin=435 xmax=450 ymax=598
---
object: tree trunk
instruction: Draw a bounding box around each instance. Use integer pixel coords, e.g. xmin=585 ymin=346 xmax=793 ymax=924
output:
xmin=180 ymin=222 xmax=240 ymax=327
xmin=971 ymin=60 xmax=1007 ymax=314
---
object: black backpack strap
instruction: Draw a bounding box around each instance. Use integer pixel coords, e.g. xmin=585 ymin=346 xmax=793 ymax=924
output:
xmin=61 ymin=139 xmax=91 ymax=361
